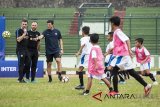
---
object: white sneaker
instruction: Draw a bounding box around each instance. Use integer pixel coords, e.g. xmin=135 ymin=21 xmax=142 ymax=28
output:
xmin=153 ymin=81 xmax=158 ymax=85
xmin=83 ymin=92 xmax=89 ymax=96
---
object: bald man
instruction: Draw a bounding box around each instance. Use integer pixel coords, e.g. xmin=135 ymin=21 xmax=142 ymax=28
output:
xmin=26 ymin=21 xmax=40 ymax=82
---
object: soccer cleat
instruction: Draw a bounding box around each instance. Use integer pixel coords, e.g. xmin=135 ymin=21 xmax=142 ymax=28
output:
xmin=108 ymin=91 xmax=119 ymax=96
xmin=58 ymin=75 xmax=62 ymax=81
xmin=19 ymin=79 xmax=27 ymax=83
xmin=144 ymin=84 xmax=152 ymax=97
xmin=48 ymin=80 xmax=52 ymax=83
xmin=75 ymin=85 xmax=85 ymax=90
xmin=153 ymin=81 xmax=158 ymax=85
xmin=82 ymin=90 xmax=89 ymax=96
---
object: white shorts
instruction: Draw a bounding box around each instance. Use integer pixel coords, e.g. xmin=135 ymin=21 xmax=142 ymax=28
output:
xmin=140 ymin=62 xmax=150 ymax=71
xmin=88 ymin=73 xmax=107 ymax=80
xmin=110 ymin=56 xmax=135 ymax=71
xmin=105 ymin=54 xmax=115 ymax=67
xmin=78 ymin=54 xmax=89 ymax=68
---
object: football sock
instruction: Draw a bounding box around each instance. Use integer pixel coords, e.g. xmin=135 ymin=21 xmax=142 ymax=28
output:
xmin=109 ymin=87 xmax=113 ymax=91
xmin=118 ymin=72 xmax=125 ymax=82
xmin=86 ymin=90 xmax=89 ymax=93
xmin=79 ymin=72 xmax=84 ymax=86
xmin=48 ymin=75 xmax=52 ymax=81
xmin=144 ymin=73 xmax=156 ymax=82
xmin=31 ymin=71 xmax=36 ymax=81
xmin=128 ymin=69 xmax=147 ymax=87
xmin=58 ymin=72 xmax=62 ymax=76
xmin=112 ymin=66 xmax=119 ymax=92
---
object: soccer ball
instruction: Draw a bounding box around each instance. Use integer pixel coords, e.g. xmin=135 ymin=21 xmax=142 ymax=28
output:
xmin=2 ymin=31 xmax=11 ymax=38
xmin=62 ymin=76 xmax=69 ymax=83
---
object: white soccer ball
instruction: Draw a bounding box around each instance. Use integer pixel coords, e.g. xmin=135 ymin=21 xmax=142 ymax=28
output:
xmin=2 ymin=31 xmax=11 ymax=38
xmin=62 ymin=76 xmax=69 ymax=83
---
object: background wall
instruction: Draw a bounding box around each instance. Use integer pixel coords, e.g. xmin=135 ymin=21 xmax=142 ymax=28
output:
xmin=0 ymin=0 xmax=160 ymax=8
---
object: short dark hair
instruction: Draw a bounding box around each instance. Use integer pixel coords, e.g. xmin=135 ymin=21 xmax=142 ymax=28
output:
xmin=108 ymin=32 xmax=114 ymax=36
xmin=47 ymin=20 xmax=54 ymax=25
xmin=109 ymin=16 xmax=120 ymax=26
xmin=22 ymin=18 xmax=28 ymax=23
xmin=82 ymin=26 xmax=90 ymax=35
xmin=135 ymin=38 xmax=144 ymax=44
xmin=90 ymin=33 xmax=99 ymax=44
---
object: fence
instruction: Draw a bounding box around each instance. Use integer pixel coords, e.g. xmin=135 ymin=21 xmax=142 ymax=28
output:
xmin=2 ymin=14 xmax=160 ymax=55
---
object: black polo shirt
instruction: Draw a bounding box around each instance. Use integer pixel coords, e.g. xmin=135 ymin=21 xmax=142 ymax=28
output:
xmin=15 ymin=28 xmax=28 ymax=51
xmin=42 ymin=28 xmax=62 ymax=55
xmin=27 ymin=30 xmax=40 ymax=50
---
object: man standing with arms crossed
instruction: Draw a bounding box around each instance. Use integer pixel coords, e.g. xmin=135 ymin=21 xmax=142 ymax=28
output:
xmin=37 ymin=20 xmax=63 ymax=82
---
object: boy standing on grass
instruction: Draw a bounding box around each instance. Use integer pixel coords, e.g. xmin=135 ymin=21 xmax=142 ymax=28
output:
xmin=83 ymin=33 xmax=113 ymax=95
xmin=131 ymin=38 xmax=158 ymax=85
xmin=108 ymin=16 xmax=152 ymax=97
xmin=75 ymin=26 xmax=92 ymax=90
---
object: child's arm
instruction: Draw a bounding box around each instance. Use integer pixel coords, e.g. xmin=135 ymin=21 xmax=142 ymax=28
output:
xmin=141 ymin=48 xmax=150 ymax=64
xmin=126 ymin=40 xmax=133 ymax=57
xmin=92 ymin=50 xmax=98 ymax=69
xmin=141 ymin=55 xmax=150 ymax=64
xmin=104 ymin=48 xmax=113 ymax=56
xmin=75 ymin=44 xmax=85 ymax=57
xmin=93 ymin=58 xmax=98 ymax=70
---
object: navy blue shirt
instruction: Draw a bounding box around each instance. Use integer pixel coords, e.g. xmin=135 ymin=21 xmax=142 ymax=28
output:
xmin=42 ymin=28 xmax=62 ymax=55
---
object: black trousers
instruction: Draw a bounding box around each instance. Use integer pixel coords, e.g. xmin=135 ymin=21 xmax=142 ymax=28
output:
xmin=25 ymin=50 xmax=38 ymax=81
xmin=17 ymin=50 xmax=30 ymax=81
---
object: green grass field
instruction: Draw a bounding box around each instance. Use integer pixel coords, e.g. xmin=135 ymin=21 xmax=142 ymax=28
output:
xmin=0 ymin=75 xmax=160 ymax=107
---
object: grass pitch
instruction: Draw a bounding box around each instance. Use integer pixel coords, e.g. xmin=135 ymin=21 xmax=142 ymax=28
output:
xmin=0 ymin=75 xmax=159 ymax=107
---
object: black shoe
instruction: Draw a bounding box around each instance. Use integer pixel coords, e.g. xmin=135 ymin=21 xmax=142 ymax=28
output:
xmin=58 ymin=75 xmax=62 ymax=81
xmin=75 ymin=85 xmax=85 ymax=90
xmin=82 ymin=90 xmax=89 ymax=95
xmin=19 ymin=79 xmax=27 ymax=83
xmin=48 ymin=79 xmax=52 ymax=83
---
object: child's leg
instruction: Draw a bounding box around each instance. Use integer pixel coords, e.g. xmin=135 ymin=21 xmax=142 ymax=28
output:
xmin=141 ymin=71 xmax=145 ymax=76
xmin=83 ymin=77 xmax=92 ymax=94
xmin=101 ymin=78 xmax=113 ymax=91
xmin=127 ymin=69 xmax=148 ymax=87
xmin=118 ymin=72 xmax=125 ymax=82
xmin=78 ymin=66 xmax=84 ymax=86
xmin=75 ymin=66 xmax=85 ymax=89
xmin=85 ymin=77 xmax=92 ymax=91
xmin=126 ymin=70 xmax=130 ymax=79
xmin=111 ymin=66 xmax=119 ymax=92
xmin=144 ymin=70 xmax=156 ymax=82
xmin=122 ymin=71 xmax=127 ymax=80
